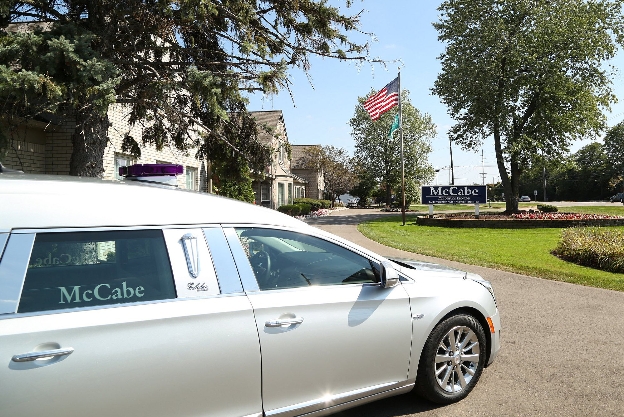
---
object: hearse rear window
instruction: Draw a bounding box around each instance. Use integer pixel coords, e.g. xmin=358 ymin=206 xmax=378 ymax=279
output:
xmin=18 ymin=230 xmax=176 ymax=313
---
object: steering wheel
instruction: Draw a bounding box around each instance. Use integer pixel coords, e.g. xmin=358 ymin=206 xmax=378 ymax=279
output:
xmin=250 ymin=250 xmax=271 ymax=285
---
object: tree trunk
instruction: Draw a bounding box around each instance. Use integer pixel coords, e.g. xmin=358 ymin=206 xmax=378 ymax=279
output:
xmin=493 ymin=122 xmax=520 ymax=213
xmin=69 ymin=112 xmax=110 ymax=177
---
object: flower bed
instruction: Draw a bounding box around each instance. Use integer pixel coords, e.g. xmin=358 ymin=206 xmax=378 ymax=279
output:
xmin=511 ymin=212 xmax=622 ymax=220
xmin=416 ymin=212 xmax=624 ymax=228
xmin=295 ymin=208 xmax=334 ymax=220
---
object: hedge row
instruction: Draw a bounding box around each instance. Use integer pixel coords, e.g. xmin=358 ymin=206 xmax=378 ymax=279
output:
xmin=293 ymin=198 xmax=332 ymax=211
xmin=553 ymin=227 xmax=624 ymax=273
xmin=277 ymin=203 xmax=312 ymax=216
xmin=537 ymin=204 xmax=559 ymax=213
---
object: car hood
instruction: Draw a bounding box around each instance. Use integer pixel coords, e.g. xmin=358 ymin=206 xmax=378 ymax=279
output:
xmin=387 ymin=257 xmax=494 ymax=297
xmin=388 ymin=257 xmax=468 ymax=280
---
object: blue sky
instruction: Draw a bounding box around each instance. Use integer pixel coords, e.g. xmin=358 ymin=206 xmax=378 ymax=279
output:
xmin=246 ymin=1 xmax=624 ymax=185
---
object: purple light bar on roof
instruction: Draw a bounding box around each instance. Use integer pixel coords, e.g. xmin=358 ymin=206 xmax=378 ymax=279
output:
xmin=119 ymin=164 xmax=184 ymax=177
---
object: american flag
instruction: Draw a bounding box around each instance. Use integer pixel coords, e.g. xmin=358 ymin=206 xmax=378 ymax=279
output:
xmin=363 ymin=77 xmax=399 ymax=121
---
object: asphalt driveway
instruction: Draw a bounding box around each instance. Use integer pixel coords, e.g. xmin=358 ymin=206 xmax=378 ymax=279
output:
xmin=305 ymin=209 xmax=624 ymax=417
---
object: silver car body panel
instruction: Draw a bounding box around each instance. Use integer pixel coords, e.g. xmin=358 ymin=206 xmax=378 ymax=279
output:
xmin=0 ymin=295 xmax=262 ymax=417
xmin=0 ymin=233 xmax=35 ymax=314
xmin=266 ymin=380 xmax=414 ymax=417
xmin=397 ymin=266 xmax=501 ymax=378
xmin=0 ymin=174 xmax=307 ymax=232
xmin=163 ymin=227 xmax=221 ymax=298
xmin=245 ymin=284 xmax=412 ymax=416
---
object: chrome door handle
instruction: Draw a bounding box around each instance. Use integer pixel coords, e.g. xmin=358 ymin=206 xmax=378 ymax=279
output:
xmin=265 ymin=317 xmax=304 ymax=327
xmin=12 ymin=347 xmax=74 ymax=362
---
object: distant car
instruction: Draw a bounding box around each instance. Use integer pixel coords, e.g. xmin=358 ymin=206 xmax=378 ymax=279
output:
xmin=0 ymin=168 xmax=500 ymax=416
xmin=610 ymin=192 xmax=624 ymax=203
xmin=519 ymin=195 xmax=531 ymax=202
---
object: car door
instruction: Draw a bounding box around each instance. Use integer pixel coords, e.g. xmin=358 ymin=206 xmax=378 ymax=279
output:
xmin=226 ymin=227 xmax=413 ymax=417
xmin=0 ymin=227 xmax=261 ymax=417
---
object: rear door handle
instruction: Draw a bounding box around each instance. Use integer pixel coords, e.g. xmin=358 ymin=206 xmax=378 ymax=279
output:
xmin=265 ymin=317 xmax=304 ymax=327
xmin=12 ymin=347 xmax=74 ymax=362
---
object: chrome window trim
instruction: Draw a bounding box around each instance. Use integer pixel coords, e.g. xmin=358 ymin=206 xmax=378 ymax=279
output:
xmin=265 ymin=380 xmax=411 ymax=417
xmin=202 ymin=227 xmax=243 ymax=294
xmin=11 ymin=224 xmax=226 ymax=234
xmin=0 ymin=291 xmax=250 ymax=320
xmin=222 ymin=227 xmax=260 ymax=292
xmin=0 ymin=233 xmax=35 ymax=314
xmin=300 ymin=382 xmax=414 ymax=417
xmin=0 ymin=233 xmax=8 ymax=260
xmin=181 ymin=233 xmax=200 ymax=278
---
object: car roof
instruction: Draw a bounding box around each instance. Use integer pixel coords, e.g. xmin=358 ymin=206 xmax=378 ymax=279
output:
xmin=0 ymin=174 xmax=308 ymax=233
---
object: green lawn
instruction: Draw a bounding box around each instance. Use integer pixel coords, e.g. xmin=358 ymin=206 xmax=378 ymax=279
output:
xmin=358 ymin=214 xmax=624 ymax=291
xmin=563 ymin=205 xmax=624 ymax=216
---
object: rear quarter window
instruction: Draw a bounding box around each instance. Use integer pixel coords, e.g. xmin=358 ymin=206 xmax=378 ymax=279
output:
xmin=18 ymin=230 xmax=176 ymax=313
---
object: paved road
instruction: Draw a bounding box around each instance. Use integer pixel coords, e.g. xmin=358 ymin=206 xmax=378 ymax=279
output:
xmin=305 ymin=209 xmax=624 ymax=417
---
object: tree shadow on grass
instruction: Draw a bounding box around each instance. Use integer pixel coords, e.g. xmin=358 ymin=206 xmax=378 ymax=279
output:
xmin=305 ymin=213 xmax=417 ymax=227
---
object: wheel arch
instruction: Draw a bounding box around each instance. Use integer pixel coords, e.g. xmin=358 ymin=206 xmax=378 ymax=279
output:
xmin=439 ymin=307 xmax=492 ymax=367
xmin=410 ymin=303 xmax=493 ymax=382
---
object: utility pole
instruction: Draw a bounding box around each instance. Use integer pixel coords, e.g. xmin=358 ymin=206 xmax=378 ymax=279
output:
xmin=479 ymin=149 xmax=487 ymax=185
xmin=543 ymin=166 xmax=547 ymax=202
xmin=449 ymin=137 xmax=455 ymax=185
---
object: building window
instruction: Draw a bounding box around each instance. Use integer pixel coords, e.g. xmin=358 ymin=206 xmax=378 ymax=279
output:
xmin=235 ymin=228 xmax=380 ymax=290
xmin=278 ymin=183 xmax=285 ymax=207
xmin=288 ymin=183 xmax=293 ymax=204
xmin=295 ymin=186 xmax=305 ymax=199
xmin=186 ymin=166 xmax=198 ymax=191
xmin=261 ymin=183 xmax=270 ymax=202
xmin=114 ymin=154 xmax=135 ymax=180
xmin=19 ymin=230 xmax=176 ymax=313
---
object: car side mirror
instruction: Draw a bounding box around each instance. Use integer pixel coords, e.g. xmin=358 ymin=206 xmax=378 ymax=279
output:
xmin=380 ymin=261 xmax=399 ymax=288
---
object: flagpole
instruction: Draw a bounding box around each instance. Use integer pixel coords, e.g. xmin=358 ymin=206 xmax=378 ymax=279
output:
xmin=399 ymin=70 xmax=405 ymax=226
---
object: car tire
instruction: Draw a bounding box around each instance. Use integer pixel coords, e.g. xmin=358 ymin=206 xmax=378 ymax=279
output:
xmin=414 ymin=314 xmax=487 ymax=404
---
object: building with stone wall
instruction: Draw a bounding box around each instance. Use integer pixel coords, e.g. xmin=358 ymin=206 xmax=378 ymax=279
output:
xmin=291 ymin=144 xmax=325 ymax=200
xmin=2 ymin=104 xmax=205 ymax=191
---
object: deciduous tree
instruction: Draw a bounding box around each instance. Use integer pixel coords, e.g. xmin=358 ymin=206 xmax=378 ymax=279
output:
xmin=604 ymin=121 xmax=624 ymax=192
xmin=297 ymin=145 xmax=357 ymax=207
xmin=350 ymin=90 xmax=435 ymax=206
xmin=433 ymin=0 xmax=624 ymax=212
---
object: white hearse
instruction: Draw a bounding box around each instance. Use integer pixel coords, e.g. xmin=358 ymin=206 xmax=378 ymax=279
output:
xmin=0 ymin=166 xmax=500 ymax=417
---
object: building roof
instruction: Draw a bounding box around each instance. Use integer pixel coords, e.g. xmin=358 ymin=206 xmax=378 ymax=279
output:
xmin=250 ymin=110 xmax=287 ymax=145
xmin=291 ymin=144 xmax=322 ymax=169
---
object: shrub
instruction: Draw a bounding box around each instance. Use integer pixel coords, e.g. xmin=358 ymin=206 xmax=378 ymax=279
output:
xmin=296 ymin=203 xmax=312 ymax=215
xmin=294 ymin=198 xmax=323 ymax=211
xmin=277 ymin=204 xmax=301 ymax=216
xmin=552 ymin=227 xmax=624 ymax=273
xmin=320 ymin=199 xmax=332 ymax=209
xmin=537 ymin=204 xmax=558 ymax=213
